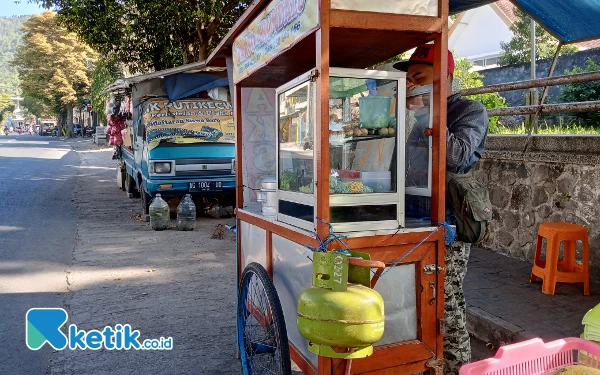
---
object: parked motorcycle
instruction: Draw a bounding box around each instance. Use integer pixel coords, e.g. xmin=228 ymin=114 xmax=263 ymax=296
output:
xmin=84 ymin=126 xmax=95 ymax=138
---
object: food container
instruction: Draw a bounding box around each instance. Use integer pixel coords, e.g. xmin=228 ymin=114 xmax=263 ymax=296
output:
xmin=259 ymin=177 xmax=277 ymax=216
xmin=361 ymin=171 xmax=392 ymax=192
xmin=336 ymin=170 xmax=361 ymax=179
xmin=359 ymin=96 xmax=392 ymax=129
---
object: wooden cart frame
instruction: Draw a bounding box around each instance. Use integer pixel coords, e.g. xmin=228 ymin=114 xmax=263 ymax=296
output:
xmin=207 ymin=1 xmax=450 ymax=373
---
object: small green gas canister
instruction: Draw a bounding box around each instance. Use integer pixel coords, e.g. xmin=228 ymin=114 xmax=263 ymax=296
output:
xmin=297 ymin=251 xmax=386 ymax=359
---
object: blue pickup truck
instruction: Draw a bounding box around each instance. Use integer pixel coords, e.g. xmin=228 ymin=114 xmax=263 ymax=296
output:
xmin=106 ymin=67 xmax=237 ymax=215
xmin=117 ymin=95 xmax=236 ymax=215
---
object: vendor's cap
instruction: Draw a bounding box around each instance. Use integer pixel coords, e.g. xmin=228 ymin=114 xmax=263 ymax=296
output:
xmin=393 ymin=44 xmax=455 ymax=76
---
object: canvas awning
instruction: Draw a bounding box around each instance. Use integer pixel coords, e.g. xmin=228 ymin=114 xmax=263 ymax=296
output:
xmin=102 ymin=61 xmax=228 ymax=101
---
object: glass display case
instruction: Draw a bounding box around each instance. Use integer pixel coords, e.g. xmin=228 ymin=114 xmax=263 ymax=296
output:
xmin=330 ymin=0 xmax=438 ymax=17
xmin=277 ymin=72 xmax=316 ymax=231
xmin=276 ymin=68 xmax=407 ymax=232
xmin=328 ymin=68 xmax=406 ymax=232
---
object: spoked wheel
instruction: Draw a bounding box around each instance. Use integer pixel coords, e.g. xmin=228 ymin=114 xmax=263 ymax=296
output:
xmin=238 ymin=262 xmax=291 ymax=375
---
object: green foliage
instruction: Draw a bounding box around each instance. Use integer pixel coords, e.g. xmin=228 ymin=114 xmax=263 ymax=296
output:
xmin=0 ymin=93 xmax=15 ymax=123
xmin=499 ymin=8 xmax=577 ymax=66
xmin=490 ymin=120 xmax=600 ymax=134
xmin=560 ymin=58 xmax=600 ymax=126
xmin=37 ymin=0 xmax=250 ymax=74
xmin=0 ymin=16 xmax=28 ymax=96
xmin=22 ymin=96 xmax=52 ymax=118
xmin=91 ymin=59 xmax=121 ymax=125
xmin=454 ymin=58 xmax=507 ymax=132
xmin=11 ymin=11 xmax=97 ymax=132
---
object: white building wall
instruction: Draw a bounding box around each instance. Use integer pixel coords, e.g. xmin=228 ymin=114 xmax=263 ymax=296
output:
xmin=449 ymin=5 xmax=513 ymax=63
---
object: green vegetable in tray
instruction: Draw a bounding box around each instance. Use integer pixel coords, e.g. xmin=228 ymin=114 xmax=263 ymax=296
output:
xmin=300 ymin=181 xmax=314 ymax=194
xmin=329 ymin=175 xmax=374 ymax=194
xmin=280 ymin=170 xmax=298 ymax=191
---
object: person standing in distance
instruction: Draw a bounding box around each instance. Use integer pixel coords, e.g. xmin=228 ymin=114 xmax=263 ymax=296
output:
xmin=394 ymin=44 xmax=489 ymax=375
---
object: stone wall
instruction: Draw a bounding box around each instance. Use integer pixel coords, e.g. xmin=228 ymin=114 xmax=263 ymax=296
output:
xmin=472 ymin=135 xmax=600 ymax=282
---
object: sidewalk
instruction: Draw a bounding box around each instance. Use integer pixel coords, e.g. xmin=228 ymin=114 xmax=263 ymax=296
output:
xmin=51 ymin=139 xmax=240 ymax=374
xmin=465 ymin=247 xmax=599 ymax=349
xmin=56 ymin=139 xmax=598 ymax=371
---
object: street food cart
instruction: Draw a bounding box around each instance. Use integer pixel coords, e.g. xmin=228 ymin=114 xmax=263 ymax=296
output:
xmin=214 ymin=0 xmax=452 ymax=374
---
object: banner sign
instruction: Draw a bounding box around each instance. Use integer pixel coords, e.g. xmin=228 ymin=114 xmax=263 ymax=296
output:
xmin=232 ymin=0 xmax=319 ymax=83
xmin=143 ymin=99 xmax=235 ymax=150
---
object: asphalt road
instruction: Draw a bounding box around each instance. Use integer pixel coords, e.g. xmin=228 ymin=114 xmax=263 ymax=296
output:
xmin=0 ymin=134 xmax=79 ymax=374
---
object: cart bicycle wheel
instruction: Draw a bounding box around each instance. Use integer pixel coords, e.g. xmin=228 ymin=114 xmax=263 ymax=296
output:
xmin=238 ymin=262 xmax=291 ymax=375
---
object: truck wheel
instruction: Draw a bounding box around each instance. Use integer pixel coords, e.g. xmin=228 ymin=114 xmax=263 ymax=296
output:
xmin=120 ymin=169 xmax=126 ymax=191
xmin=140 ymin=184 xmax=151 ymax=216
xmin=125 ymin=172 xmax=139 ymax=198
xmin=117 ymin=167 xmax=126 ymax=191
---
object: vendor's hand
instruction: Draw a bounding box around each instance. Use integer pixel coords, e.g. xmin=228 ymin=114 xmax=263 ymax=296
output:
xmin=407 ymin=80 xmax=419 ymax=91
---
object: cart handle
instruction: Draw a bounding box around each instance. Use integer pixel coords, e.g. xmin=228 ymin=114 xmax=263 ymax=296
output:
xmin=347 ymin=257 xmax=386 ymax=269
xmin=347 ymin=257 xmax=386 ymax=289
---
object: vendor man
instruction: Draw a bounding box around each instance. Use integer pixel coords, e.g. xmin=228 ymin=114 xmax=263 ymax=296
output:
xmin=394 ymin=44 xmax=489 ymax=375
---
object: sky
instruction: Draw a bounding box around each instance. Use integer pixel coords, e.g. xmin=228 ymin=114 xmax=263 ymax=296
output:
xmin=0 ymin=1 xmax=46 ymax=17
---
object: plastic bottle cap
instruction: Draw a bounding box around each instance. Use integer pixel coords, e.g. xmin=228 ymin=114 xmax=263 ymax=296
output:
xmin=186 ymin=194 xmax=191 ymax=197
xmin=156 ymin=193 xmax=161 ymax=197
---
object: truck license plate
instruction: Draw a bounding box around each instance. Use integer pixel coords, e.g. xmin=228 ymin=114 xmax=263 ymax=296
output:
xmin=189 ymin=181 xmax=223 ymax=192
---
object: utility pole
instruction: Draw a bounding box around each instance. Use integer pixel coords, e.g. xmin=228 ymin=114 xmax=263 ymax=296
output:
xmin=530 ymin=18 xmax=539 ymax=133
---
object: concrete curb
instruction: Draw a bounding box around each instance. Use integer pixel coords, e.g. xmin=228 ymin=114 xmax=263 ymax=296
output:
xmin=467 ymin=305 xmax=537 ymax=348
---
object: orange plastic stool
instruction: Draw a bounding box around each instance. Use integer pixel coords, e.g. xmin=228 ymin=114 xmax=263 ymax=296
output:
xmin=530 ymin=222 xmax=590 ymax=295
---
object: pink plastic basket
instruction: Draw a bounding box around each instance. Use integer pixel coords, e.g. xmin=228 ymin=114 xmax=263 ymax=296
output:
xmin=460 ymin=338 xmax=600 ymax=375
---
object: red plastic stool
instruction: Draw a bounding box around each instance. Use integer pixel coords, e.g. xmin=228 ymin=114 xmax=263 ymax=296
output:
xmin=530 ymin=222 xmax=590 ymax=295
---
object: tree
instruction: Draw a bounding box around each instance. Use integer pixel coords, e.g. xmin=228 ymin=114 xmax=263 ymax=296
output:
xmin=499 ymin=8 xmax=577 ymax=66
xmin=11 ymin=11 xmax=96 ymax=137
xmin=22 ymin=96 xmax=52 ymax=118
xmin=560 ymin=58 xmax=600 ymax=127
xmin=37 ymin=0 xmax=250 ymax=74
xmin=91 ymin=58 xmax=121 ymax=125
xmin=0 ymin=94 xmax=15 ymax=124
xmin=454 ymin=58 xmax=507 ymax=132
xmin=0 ymin=16 xmax=29 ymax=96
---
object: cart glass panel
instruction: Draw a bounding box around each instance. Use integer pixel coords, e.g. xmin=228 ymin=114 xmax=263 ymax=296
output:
xmin=329 ymin=76 xmax=398 ymax=195
xmin=405 ymin=86 xmax=433 ymax=220
xmin=278 ymin=81 xmax=314 ymax=194
xmin=331 ymin=0 xmax=438 ymax=16
xmin=405 ymin=87 xmax=432 ymax=194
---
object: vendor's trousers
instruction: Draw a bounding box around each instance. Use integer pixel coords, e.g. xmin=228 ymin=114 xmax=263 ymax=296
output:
xmin=443 ymin=241 xmax=472 ymax=375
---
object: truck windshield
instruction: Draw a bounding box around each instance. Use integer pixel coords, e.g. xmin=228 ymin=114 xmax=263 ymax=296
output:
xmin=143 ymin=99 xmax=235 ymax=150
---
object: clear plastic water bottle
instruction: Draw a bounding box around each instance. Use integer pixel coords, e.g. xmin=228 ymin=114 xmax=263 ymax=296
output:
xmin=149 ymin=193 xmax=170 ymax=231
xmin=177 ymin=194 xmax=196 ymax=231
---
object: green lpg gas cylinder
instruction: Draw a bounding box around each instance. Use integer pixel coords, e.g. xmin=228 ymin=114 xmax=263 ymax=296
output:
xmin=297 ymin=251 xmax=385 ymax=359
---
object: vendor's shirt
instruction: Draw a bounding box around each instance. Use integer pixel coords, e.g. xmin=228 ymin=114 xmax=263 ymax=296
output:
xmin=405 ymin=93 xmax=489 ymax=220
xmin=446 ymin=93 xmax=489 ymax=174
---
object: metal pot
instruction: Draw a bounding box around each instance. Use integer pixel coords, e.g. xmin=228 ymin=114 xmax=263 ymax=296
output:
xmin=260 ymin=177 xmax=277 ymax=216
